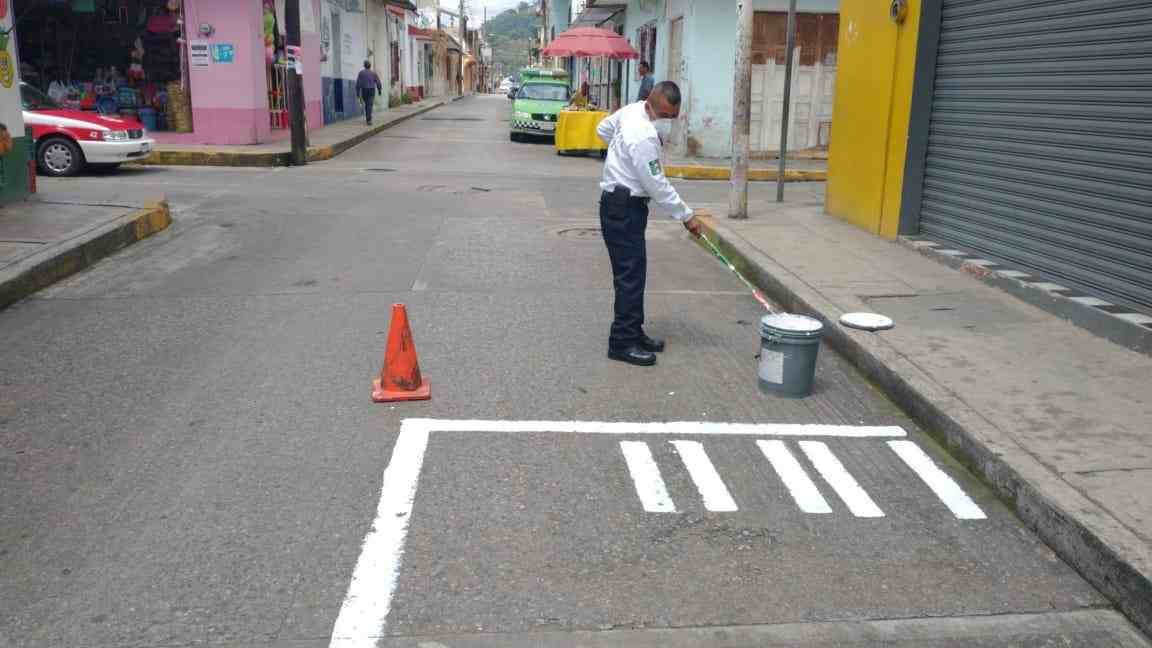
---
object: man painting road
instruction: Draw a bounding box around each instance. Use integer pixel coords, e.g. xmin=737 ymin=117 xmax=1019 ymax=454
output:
xmin=356 ymin=61 xmax=383 ymax=126
xmin=636 ymin=60 xmax=654 ymax=101
xmin=596 ymin=81 xmax=703 ymax=367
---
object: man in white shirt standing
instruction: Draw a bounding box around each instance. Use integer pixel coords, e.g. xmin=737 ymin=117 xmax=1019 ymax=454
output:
xmin=596 ymin=81 xmax=703 ymax=366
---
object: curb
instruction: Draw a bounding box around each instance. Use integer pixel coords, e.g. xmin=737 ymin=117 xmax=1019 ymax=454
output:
xmin=665 ymin=166 xmax=826 ymax=182
xmin=696 ymin=215 xmax=1152 ymax=638
xmin=0 ymin=200 xmax=172 ymax=311
xmin=138 ymin=98 xmax=453 ymax=167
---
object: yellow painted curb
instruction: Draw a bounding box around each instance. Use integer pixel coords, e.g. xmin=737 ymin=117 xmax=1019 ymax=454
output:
xmin=0 ymin=197 xmax=173 ymax=311
xmin=664 ymin=165 xmax=826 ymax=182
xmin=134 ymin=200 xmax=173 ymax=240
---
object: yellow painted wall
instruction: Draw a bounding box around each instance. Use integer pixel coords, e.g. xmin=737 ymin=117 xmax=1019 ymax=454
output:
xmin=825 ymin=0 xmax=921 ymax=239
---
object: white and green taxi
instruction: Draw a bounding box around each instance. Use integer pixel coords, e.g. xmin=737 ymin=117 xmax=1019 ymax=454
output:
xmin=509 ymin=69 xmax=571 ymax=142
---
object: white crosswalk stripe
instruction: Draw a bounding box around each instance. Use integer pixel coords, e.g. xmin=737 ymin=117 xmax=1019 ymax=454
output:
xmin=888 ymin=440 xmax=987 ymax=520
xmin=619 ymin=441 xmax=676 ymax=513
xmin=799 ymin=441 xmax=885 ymax=518
xmin=670 ymin=440 xmax=739 ymax=512
xmin=618 ymin=437 xmax=982 ymax=521
xmin=757 ymin=440 xmax=833 ymax=514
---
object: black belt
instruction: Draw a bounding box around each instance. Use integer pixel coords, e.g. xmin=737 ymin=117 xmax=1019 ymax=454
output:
xmin=602 ymin=186 xmax=650 ymax=207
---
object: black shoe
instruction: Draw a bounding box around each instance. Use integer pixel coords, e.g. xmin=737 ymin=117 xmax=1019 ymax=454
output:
xmin=639 ymin=335 xmax=665 ymax=353
xmin=608 ymin=345 xmax=657 ymax=366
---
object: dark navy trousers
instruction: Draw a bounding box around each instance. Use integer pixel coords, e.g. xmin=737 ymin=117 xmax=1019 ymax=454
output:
xmin=600 ymin=188 xmax=649 ymax=351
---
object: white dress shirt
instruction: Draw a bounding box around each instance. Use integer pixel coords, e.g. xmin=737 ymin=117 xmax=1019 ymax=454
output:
xmin=596 ymin=102 xmax=693 ymax=222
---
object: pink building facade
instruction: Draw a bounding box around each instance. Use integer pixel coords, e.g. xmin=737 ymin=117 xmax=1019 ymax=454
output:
xmin=153 ymin=0 xmax=325 ymax=145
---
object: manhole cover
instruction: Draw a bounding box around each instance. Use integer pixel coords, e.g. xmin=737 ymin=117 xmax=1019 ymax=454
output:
xmin=421 ymin=117 xmax=484 ymax=122
xmin=557 ymin=228 xmax=602 ymax=240
xmin=415 ymin=185 xmax=496 ymax=194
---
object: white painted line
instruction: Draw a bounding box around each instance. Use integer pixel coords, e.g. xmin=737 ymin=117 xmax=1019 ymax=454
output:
xmin=757 ymin=440 xmax=832 ymax=514
xmin=620 ymin=441 xmax=677 ymax=513
xmin=887 ymin=441 xmax=986 ymax=520
xmin=1069 ymin=296 xmax=1113 ymax=307
xmin=1115 ymin=312 xmax=1152 ymax=325
xmin=936 ymin=249 xmax=965 ymax=256
xmin=400 ymin=419 xmax=906 ymax=438
xmin=799 ymin=441 xmax=885 ymax=518
xmin=329 ymin=421 xmax=430 ymax=648
xmin=964 ymin=259 xmax=997 ymax=267
xmin=1031 ymin=282 xmax=1069 ymax=292
xmin=670 ymin=441 xmax=738 ymax=512
xmin=997 ymin=270 xmax=1031 ymax=279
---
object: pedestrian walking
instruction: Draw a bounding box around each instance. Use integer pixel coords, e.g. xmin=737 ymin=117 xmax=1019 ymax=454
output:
xmin=356 ymin=61 xmax=383 ymax=126
xmin=596 ymin=81 xmax=702 ymax=367
xmin=636 ymin=61 xmax=654 ymax=102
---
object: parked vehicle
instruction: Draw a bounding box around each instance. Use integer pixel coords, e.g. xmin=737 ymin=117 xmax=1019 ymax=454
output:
xmin=509 ymin=69 xmax=570 ymax=142
xmin=20 ymin=82 xmax=155 ymax=177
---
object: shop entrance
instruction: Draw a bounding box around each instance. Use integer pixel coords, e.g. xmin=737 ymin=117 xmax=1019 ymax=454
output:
xmin=330 ymin=8 xmax=343 ymax=117
xmin=13 ymin=0 xmax=192 ymax=133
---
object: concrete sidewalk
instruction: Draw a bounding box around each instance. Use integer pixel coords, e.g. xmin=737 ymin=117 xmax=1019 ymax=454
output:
xmin=0 ymin=194 xmax=170 ymax=310
xmin=694 ymin=183 xmax=1152 ymax=637
xmin=137 ymin=95 xmax=459 ymax=167
xmin=665 ymin=155 xmax=826 ymax=181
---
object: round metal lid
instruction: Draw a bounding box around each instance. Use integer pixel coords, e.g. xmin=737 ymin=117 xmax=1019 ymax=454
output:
xmin=760 ymin=313 xmax=824 ymax=337
xmin=839 ymin=312 xmax=895 ymax=331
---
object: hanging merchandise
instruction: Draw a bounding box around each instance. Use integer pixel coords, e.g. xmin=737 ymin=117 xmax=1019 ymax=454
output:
xmin=263 ymin=0 xmax=276 ymax=64
xmin=14 ymin=0 xmax=190 ymax=132
xmin=127 ymin=37 xmax=145 ymax=81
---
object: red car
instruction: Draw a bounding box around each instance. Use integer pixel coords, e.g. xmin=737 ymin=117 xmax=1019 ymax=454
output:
xmin=20 ymin=82 xmax=155 ymax=177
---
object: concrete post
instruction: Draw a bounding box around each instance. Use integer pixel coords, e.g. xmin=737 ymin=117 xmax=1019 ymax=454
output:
xmin=776 ymin=0 xmax=798 ymax=202
xmin=286 ymin=0 xmax=307 ymax=166
xmin=728 ymin=0 xmax=754 ymax=219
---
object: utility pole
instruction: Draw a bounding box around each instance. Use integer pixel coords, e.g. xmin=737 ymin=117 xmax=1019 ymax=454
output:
xmin=728 ymin=0 xmax=753 ymax=219
xmin=776 ymin=0 xmax=798 ymax=202
xmin=285 ymin=0 xmax=307 ymax=166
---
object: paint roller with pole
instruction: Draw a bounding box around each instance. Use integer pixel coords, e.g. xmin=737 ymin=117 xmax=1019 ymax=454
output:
xmin=692 ymin=212 xmax=894 ymax=332
xmin=697 ymin=231 xmax=776 ymax=313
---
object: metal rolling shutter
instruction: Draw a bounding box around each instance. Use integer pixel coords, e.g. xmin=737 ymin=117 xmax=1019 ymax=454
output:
xmin=919 ymin=0 xmax=1152 ymax=311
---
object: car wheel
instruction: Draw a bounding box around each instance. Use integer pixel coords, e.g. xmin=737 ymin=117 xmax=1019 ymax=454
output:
xmin=38 ymin=138 xmax=85 ymax=177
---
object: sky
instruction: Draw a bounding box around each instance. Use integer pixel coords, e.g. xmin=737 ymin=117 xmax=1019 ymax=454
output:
xmin=429 ymin=0 xmax=531 ymax=24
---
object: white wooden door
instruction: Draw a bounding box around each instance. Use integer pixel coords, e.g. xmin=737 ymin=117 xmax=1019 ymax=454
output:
xmin=750 ymin=50 xmax=836 ymax=153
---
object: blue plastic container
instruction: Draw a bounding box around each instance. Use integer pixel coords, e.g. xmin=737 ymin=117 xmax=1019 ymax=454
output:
xmin=139 ymin=107 xmax=157 ymax=131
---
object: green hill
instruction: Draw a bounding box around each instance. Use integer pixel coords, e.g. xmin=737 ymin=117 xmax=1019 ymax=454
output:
xmin=485 ymin=2 xmax=539 ymax=79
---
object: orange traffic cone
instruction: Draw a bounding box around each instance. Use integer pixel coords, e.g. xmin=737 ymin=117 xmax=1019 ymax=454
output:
xmin=372 ymin=304 xmax=431 ymax=402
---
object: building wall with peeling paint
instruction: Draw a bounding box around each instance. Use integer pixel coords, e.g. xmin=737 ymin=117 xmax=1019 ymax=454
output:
xmin=616 ymin=0 xmax=839 ymax=159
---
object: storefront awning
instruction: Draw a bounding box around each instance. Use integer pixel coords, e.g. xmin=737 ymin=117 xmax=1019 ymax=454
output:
xmin=572 ymin=3 xmax=626 ymax=28
xmin=387 ymin=5 xmax=407 ymax=17
xmin=408 ymin=25 xmax=436 ymax=40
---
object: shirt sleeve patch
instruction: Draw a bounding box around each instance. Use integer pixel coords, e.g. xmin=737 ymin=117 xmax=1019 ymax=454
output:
xmin=648 ymin=159 xmax=662 ymax=176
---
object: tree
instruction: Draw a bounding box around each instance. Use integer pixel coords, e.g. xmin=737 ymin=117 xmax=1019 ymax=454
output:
xmin=485 ymin=3 xmax=539 ymax=78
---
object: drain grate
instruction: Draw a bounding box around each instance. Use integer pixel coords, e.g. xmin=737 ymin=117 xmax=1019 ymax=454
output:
xmin=557 ymin=227 xmax=602 ymax=240
xmin=363 ymin=168 xmax=397 ymax=173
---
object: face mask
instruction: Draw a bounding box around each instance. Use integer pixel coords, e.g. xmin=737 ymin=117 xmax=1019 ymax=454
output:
xmin=653 ymin=119 xmax=673 ymax=143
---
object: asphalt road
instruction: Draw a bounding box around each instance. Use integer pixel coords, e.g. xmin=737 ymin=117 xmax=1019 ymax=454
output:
xmin=2 ymin=95 xmax=1148 ymax=648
